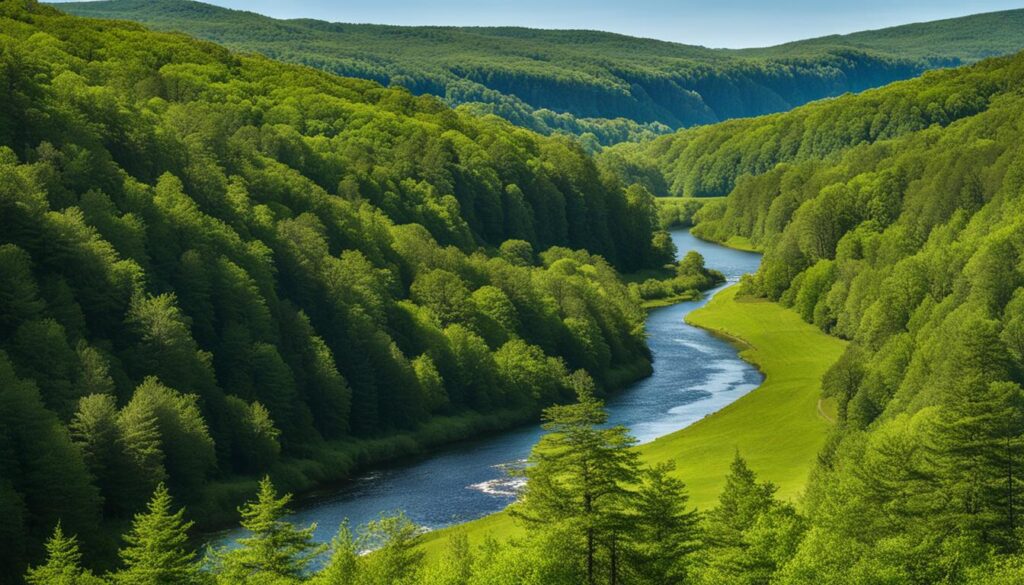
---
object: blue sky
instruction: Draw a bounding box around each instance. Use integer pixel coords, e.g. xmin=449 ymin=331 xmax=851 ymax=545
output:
xmin=135 ymin=0 xmax=1024 ymax=48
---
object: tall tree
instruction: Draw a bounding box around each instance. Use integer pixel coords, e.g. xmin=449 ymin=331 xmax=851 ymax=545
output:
xmin=115 ymin=484 xmax=202 ymax=585
xmin=213 ymin=477 xmax=325 ymax=583
xmin=24 ymin=524 xmax=105 ymax=585
xmin=510 ymin=374 xmax=639 ymax=585
xmin=698 ymin=453 xmax=785 ymax=584
xmin=929 ymin=380 xmax=1024 ymax=551
xmin=356 ymin=514 xmax=424 ymax=585
xmin=625 ymin=461 xmax=701 ymax=584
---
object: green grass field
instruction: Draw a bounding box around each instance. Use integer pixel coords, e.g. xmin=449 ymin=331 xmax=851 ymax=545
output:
xmin=720 ymin=235 xmax=760 ymax=252
xmin=418 ymin=285 xmax=846 ymax=555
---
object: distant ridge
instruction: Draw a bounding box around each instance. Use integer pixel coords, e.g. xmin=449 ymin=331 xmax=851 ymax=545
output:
xmin=54 ymin=0 xmax=1024 ymax=144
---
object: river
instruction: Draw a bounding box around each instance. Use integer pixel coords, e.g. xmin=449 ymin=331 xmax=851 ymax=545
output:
xmin=212 ymin=228 xmax=762 ymax=547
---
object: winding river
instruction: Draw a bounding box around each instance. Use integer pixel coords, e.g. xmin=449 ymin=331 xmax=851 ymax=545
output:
xmin=213 ymin=228 xmax=762 ymax=547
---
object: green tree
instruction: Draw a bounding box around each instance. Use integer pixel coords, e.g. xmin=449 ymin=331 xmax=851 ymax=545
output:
xmin=498 ymin=239 xmax=534 ymax=266
xmin=115 ymin=484 xmax=202 ymax=585
xmin=70 ymin=393 xmax=137 ymax=517
xmin=929 ymin=380 xmax=1024 ymax=551
xmin=625 ymin=461 xmax=701 ymax=584
xmin=309 ymin=522 xmax=360 ymax=585
xmin=223 ymin=397 xmax=281 ymax=474
xmin=421 ymin=531 xmax=472 ymax=585
xmin=357 ymin=514 xmax=424 ymax=585
xmin=411 ymin=269 xmax=473 ymax=327
xmin=213 ymin=477 xmax=325 ymax=583
xmin=510 ymin=377 xmax=639 ymax=585
xmin=25 ymin=523 xmax=105 ymax=585
xmin=698 ymin=453 xmax=781 ymax=583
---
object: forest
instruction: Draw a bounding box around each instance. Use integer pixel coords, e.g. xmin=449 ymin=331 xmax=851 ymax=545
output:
xmin=56 ymin=0 xmax=1024 ymax=146
xmin=605 ymin=50 xmax=1021 ymax=197
xmin=9 ymin=0 xmax=1024 ymax=583
xmin=0 ymin=0 xmax=732 ymax=580
xmin=635 ymin=46 xmax=1024 ymax=582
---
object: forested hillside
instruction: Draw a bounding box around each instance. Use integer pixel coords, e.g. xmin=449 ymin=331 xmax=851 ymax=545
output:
xmin=658 ymin=48 xmax=1024 ymax=581
xmin=605 ymin=50 xmax=1020 ymax=196
xmin=0 ymin=1 xmax=707 ymax=579
xmin=55 ymin=1 xmax=1024 ymax=146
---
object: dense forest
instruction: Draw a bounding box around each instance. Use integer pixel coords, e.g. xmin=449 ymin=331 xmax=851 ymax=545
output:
xmin=636 ymin=47 xmax=1024 ymax=582
xmin=55 ymin=1 xmax=1024 ymax=146
xmin=11 ymin=0 xmax=1024 ymax=583
xmin=0 ymin=0 xmax=729 ymax=580
xmin=605 ymin=50 xmax=1021 ymax=196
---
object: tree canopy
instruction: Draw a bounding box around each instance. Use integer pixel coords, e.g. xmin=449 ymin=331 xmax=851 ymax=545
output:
xmin=58 ymin=1 xmax=1024 ymax=146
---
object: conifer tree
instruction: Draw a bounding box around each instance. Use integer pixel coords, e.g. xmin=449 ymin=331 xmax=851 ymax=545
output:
xmin=626 ymin=461 xmax=701 ymax=584
xmin=421 ymin=531 xmax=472 ymax=585
xmin=309 ymin=522 xmax=361 ymax=585
xmin=213 ymin=477 xmax=325 ymax=583
xmin=25 ymin=523 xmax=105 ymax=585
xmin=930 ymin=380 xmax=1024 ymax=551
xmin=698 ymin=452 xmax=780 ymax=582
xmin=510 ymin=373 xmax=639 ymax=585
xmin=115 ymin=483 xmax=202 ymax=585
xmin=357 ymin=514 xmax=423 ymax=585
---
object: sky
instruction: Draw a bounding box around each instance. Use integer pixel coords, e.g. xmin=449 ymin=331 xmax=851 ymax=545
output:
xmin=115 ymin=0 xmax=1024 ymax=48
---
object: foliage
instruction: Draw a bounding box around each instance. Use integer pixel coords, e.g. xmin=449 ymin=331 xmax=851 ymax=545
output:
xmin=114 ymin=483 xmax=202 ymax=585
xmin=58 ymin=1 xmax=1024 ymax=145
xmin=211 ymin=476 xmax=325 ymax=583
xmin=0 ymin=0 xmax=694 ymax=579
xmin=655 ymin=43 xmax=1024 ymax=582
xmin=629 ymin=250 xmax=725 ymax=304
xmin=608 ymin=50 xmax=1023 ymax=196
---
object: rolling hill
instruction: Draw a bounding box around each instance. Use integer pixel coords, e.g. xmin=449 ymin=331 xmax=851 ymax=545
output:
xmin=53 ymin=0 xmax=1024 ymax=145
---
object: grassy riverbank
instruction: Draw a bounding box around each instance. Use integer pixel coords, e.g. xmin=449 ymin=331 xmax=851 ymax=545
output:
xmin=418 ymin=284 xmax=846 ymax=555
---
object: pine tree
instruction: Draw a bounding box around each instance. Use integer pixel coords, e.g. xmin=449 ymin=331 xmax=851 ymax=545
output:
xmin=930 ymin=380 xmax=1024 ymax=552
xmin=358 ymin=514 xmax=423 ymax=585
xmin=115 ymin=483 xmax=202 ymax=585
xmin=625 ymin=461 xmax=701 ymax=584
xmin=705 ymin=452 xmax=778 ymax=546
xmin=698 ymin=452 xmax=780 ymax=583
xmin=25 ymin=523 xmax=105 ymax=585
xmin=214 ymin=477 xmax=325 ymax=583
xmin=420 ymin=531 xmax=472 ymax=585
xmin=309 ymin=522 xmax=361 ymax=585
xmin=510 ymin=374 xmax=639 ymax=585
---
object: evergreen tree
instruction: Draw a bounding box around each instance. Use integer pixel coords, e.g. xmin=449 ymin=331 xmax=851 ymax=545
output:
xmin=625 ymin=461 xmax=701 ymax=584
xmin=929 ymin=380 xmax=1024 ymax=551
xmin=421 ymin=531 xmax=472 ymax=585
xmin=510 ymin=374 xmax=639 ymax=585
xmin=213 ymin=477 xmax=325 ymax=583
xmin=698 ymin=453 xmax=781 ymax=583
xmin=357 ymin=514 xmax=424 ymax=585
xmin=115 ymin=483 xmax=202 ymax=585
xmin=25 ymin=523 xmax=105 ymax=585
xmin=309 ymin=522 xmax=360 ymax=585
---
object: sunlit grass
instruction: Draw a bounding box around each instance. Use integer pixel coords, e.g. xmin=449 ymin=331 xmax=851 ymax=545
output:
xmin=418 ymin=285 xmax=846 ymax=556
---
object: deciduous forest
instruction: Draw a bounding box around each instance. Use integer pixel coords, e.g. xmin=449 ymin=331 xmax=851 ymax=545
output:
xmin=6 ymin=0 xmax=1024 ymax=583
xmin=58 ymin=1 xmax=1024 ymax=146
xmin=0 ymin=1 xmax=714 ymax=579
